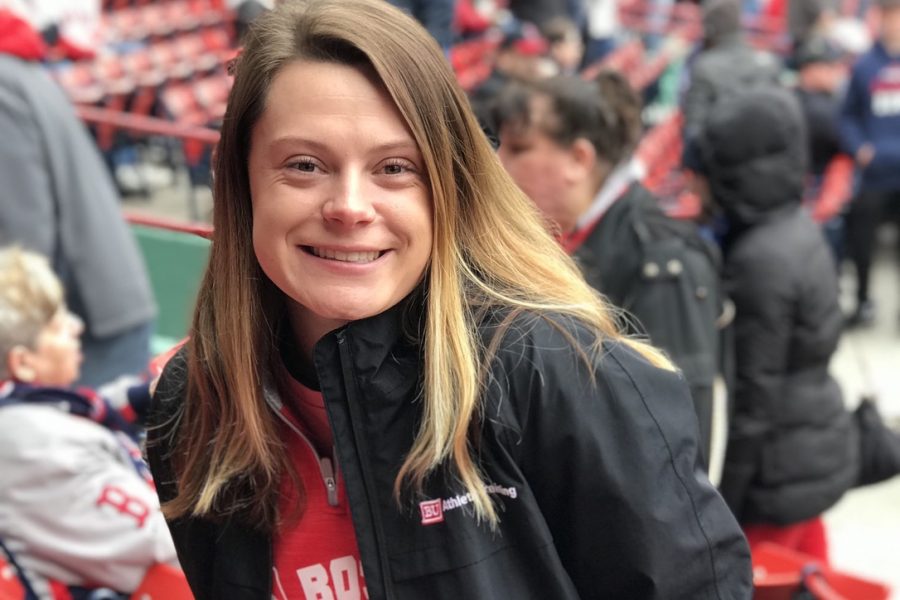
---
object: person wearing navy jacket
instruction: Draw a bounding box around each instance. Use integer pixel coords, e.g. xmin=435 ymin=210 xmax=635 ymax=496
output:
xmin=839 ymin=0 xmax=900 ymax=326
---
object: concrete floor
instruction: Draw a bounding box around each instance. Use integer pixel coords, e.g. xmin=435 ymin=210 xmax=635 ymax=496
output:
xmin=826 ymin=235 xmax=900 ymax=598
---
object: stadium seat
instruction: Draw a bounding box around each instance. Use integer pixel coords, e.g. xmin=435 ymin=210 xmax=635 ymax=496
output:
xmin=752 ymin=542 xmax=889 ymax=600
xmin=130 ymin=564 xmax=193 ymax=600
xmin=0 ymin=555 xmax=24 ymax=600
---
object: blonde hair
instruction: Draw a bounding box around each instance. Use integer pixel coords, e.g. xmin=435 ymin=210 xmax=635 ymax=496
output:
xmin=164 ymin=0 xmax=672 ymax=530
xmin=0 ymin=247 xmax=65 ymax=379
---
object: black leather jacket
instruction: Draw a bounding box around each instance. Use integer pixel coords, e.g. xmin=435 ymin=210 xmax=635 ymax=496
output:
xmin=147 ymin=302 xmax=752 ymax=599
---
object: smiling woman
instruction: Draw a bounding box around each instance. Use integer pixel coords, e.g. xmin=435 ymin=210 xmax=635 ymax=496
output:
xmin=248 ymin=60 xmax=433 ymax=351
xmin=145 ymin=1 xmax=753 ymax=599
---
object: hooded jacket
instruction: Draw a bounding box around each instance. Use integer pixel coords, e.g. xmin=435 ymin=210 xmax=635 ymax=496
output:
xmin=147 ymin=300 xmax=752 ymax=599
xmin=699 ymin=87 xmax=858 ymax=525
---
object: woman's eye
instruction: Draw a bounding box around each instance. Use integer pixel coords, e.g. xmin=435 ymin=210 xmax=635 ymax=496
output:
xmin=382 ymin=161 xmax=415 ymax=175
xmin=289 ymin=159 xmax=318 ymax=172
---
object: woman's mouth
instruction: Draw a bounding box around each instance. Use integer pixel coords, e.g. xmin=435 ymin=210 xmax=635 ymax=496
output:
xmin=304 ymin=246 xmax=385 ymax=264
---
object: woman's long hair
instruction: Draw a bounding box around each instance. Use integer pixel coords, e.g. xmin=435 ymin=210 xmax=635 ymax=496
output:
xmin=162 ymin=0 xmax=672 ymax=530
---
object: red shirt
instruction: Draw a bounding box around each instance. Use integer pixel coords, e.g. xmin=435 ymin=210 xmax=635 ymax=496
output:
xmin=272 ymin=369 xmax=367 ymax=600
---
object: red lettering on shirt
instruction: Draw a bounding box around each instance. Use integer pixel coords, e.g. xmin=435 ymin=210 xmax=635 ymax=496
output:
xmin=96 ymin=485 xmax=149 ymax=527
xmin=419 ymin=498 xmax=444 ymax=525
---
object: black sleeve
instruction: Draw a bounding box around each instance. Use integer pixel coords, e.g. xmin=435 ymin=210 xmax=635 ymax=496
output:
xmin=146 ymin=347 xmax=189 ymax=505
xmin=145 ymin=347 xmax=219 ymax=600
xmin=496 ymin=317 xmax=752 ymax=599
xmin=718 ymin=250 xmax=793 ymax=518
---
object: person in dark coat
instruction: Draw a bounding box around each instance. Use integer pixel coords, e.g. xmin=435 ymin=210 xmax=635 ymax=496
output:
xmin=680 ymin=0 xmax=780 ymax=170
xmin=794 ymin=35 xmax=848 ymax=264
xmin=492 ymin=71 xmax=729 ymax=478
xmin=796 ymin=36 xmax=846 ymax=178
xmin=695 ymin=85 xmax=858 ymax=564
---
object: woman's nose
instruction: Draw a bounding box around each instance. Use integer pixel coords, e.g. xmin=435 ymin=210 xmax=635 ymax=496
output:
xmin=322 ymin=172 xmax=376 ymax=226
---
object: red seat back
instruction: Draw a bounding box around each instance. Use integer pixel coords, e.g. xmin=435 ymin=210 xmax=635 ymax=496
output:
xmin=130 ymin=563 xmax=193 ymax=600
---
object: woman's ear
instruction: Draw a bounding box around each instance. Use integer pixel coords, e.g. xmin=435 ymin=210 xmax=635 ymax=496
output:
xmin=7 ymin=346 xmax=36 ymax=383
xmin=567 ymin=137 xmax=598 ymax=181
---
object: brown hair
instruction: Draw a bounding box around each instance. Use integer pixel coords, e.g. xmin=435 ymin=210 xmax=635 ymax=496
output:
xmin=491 ymin=69 xmax=643 ymax=167
xmin=163 ymin=0 xmax=671 ymax=531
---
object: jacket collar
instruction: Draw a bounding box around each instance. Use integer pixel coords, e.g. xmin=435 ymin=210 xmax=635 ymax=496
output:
xmin=313 ymin=286 xmax=425 ymax=384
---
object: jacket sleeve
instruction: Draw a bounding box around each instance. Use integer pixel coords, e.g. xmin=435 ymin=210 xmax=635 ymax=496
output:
xmin=497 ymin=317 xmax=752 ymax=599
xmin=0 ymin=78 xmax=57 ymax=258
xmin=838 ymin=62 xmax=869 ymax=156
xmin=682 ymin=60 xmax=716 ymax=144
xmin=718 ymin=249 xmax=793 ymax=518
xmin=145 ymin=347 xmax=252 ymax=600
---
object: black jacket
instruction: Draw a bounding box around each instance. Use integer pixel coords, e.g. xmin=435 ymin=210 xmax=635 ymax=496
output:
xmin=147 ymin=303 xmax=751 ymax=599
xmin=575 ymin=183 xmax=725 ymax=462
xmin=681 ymin=35 xmax=780 ymax=169
xmin=701 ymin=87 xmax=859 ymax=525
xmin=796 ymin=87 xmax=842 ymax=177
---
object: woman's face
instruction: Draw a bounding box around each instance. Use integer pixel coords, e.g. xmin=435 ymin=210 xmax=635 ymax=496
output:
xmin=249 ymin=60 xmax=433 ymax=346
xmin=497 ymin=95 xmax=591 ymax=235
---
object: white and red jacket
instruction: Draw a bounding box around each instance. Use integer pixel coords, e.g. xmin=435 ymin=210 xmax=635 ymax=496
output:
xmin=0 ymin=381 xmax=178 ymax=599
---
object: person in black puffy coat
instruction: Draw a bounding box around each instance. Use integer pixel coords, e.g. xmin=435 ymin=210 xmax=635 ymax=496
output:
xmin=694 ymin=85 xmax=858 ymax=564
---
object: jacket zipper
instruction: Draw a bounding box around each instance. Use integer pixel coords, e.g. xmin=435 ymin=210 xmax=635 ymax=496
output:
xmin=266 ymin=388 xmax=340 ymax=507
xmin=336 ymin=330 xmax=396 ymax=598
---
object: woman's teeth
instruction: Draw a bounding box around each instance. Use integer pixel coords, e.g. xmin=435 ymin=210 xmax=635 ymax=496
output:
xmin=311 ymin=248 xmax=381 ymax=263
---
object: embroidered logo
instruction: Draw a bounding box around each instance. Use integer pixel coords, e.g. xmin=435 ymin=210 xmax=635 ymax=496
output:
xmin=419 ymin=483 xmax=518 ymax=526
xmin=419 ymin=499 xmax=444 ymax=525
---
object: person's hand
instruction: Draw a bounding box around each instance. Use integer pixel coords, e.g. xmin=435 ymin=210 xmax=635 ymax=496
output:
xmin=856 ymin=143 xmax=875 ymax=167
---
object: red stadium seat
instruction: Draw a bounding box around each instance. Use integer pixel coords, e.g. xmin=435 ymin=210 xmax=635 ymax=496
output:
xmin=0 ymin=555 xmax=24 ymax=600
xmin=753 ymin=543 xmax=889 ymax=600
xmin=130 ymin=563 xmax=194 ymax=600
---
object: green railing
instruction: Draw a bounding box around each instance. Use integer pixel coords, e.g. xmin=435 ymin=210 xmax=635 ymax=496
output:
xmin=128 ymin=215 xmax=212 ymax=354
